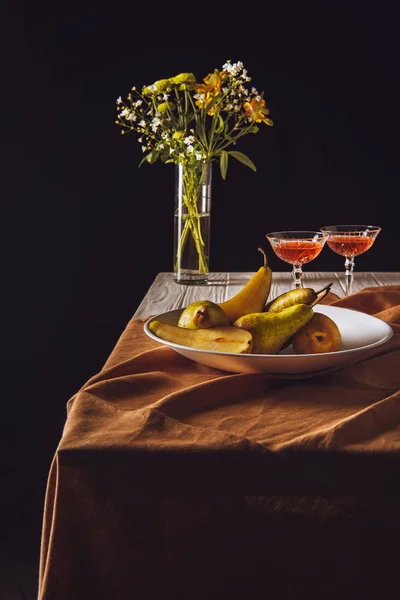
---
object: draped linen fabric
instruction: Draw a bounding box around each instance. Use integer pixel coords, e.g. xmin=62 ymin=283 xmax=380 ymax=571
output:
xmin=38 ymin=286 xmax=400 ymax=600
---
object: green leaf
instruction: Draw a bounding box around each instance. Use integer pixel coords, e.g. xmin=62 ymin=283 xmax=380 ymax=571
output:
xmin=138 ymin=150 xmax=160 ymax=167
xmin=138 ymin=154 xmax=149 ymax=167
xmin=227 ymin=151 xmax=257 ymax=172
xmin=220 ymin=151 xmax=228 ymax=180
xmin=223 ymin=132 xmax=235 ymax=144
xmin=160 ymin=149 xmax=170 ymax=162
xmin=146 ymin=150 xmax=160 ymax=164
xmin=215 ymin=114 xmax=224 ymax=134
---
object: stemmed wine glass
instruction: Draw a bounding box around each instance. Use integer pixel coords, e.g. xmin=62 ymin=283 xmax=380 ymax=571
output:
xmin=265 ymin=231 xmax=329 ymax=289
xmin=320 ymin=225 xmax=382 ymax=296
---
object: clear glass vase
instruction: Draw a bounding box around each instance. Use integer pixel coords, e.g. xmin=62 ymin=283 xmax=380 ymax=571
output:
xmin=173 ymin=160 xmax=212 ymax=285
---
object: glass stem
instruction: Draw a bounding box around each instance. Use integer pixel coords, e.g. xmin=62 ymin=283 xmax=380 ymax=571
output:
xmin=292 ymin=264 xmax=303 ymax=288
xmin=344 ymin=256 xmax=355 ymax=296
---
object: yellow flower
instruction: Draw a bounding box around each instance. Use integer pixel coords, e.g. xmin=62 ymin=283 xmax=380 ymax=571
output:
xmin=143 ymin=79 xmax=170 ymax=95
xmin=169 ymin=73 xmax=196 ymax=86
xmin=203 ymin=69 xmax=227 ymax=93
xmin=194 ymin=69 xmax=227 ymax=115
xmin=243 ymin=97 xmax=273 ymax=124
xmin=172 ymin=131 xmax=185 ymax=139
xmin=157 ymin=101 xmax=175 ymax=113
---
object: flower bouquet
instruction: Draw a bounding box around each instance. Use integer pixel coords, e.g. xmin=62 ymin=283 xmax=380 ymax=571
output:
xmin=116 ymin=60 xmax=273 ymax=283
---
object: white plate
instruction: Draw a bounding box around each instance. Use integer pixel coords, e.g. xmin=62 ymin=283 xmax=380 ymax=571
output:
xmin=144 ymin=305 xmax=394 ymax=374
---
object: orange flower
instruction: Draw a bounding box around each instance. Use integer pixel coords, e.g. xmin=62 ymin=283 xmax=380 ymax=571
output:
xmin=243 ymin=97 xmax=273 ymax=124
xmin=194 ymin=69 xmax=227 ymax=115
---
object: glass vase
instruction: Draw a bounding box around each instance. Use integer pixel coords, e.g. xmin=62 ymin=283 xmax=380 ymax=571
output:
xmin=173 ymin=160 xmax=212 ymax=285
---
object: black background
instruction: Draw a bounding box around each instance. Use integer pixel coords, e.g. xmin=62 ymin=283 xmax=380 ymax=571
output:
xmin=2 ymin=1 xmax=400 ymax=596
xmin=3 ymin=0 xmax=400 ymax=487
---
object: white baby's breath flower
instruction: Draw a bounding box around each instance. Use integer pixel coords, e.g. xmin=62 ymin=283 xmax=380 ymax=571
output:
xmin=225 ymin=61 xmax=243 ymax=77
xmin=151 ymin=117 xmax=161 ymax=132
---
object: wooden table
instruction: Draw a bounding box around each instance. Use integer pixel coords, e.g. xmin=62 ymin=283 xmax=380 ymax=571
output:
xmin=134 ymin=271 xmax=399 ymax=318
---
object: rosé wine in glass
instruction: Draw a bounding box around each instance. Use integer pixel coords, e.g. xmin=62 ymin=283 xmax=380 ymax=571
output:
xmin=265 ymin=231 xmax=328 ymax=289
xmin=320 ymin=225 xmax=381 ymax=296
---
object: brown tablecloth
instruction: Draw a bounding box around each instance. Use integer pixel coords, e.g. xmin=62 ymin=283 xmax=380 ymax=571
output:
xmin=38 ymin=286 xmax=400 ymax=600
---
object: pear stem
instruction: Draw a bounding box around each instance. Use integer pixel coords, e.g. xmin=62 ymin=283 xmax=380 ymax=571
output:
xmin=310 ymin=282 xmax=333 ymax=307
xmin=257 ymin=247 xmax=267 ymax=268
xmin=315 ymin=282 xmax=333 ymax=295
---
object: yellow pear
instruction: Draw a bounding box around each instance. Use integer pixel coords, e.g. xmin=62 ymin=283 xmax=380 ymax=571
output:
xmin=233 ymin=303 xmax=314 ymax=354
xmin=149 ymin=320 xmax=253 ymax=354
xmin=218 ymin=247 xmax=272 ymax=323
xmin=292 ymin=312 xmax=342 ymax=354
xmin=178 ymin=300 xmax=229 ymax=329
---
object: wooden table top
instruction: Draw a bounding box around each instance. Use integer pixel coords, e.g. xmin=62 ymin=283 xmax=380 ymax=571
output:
xmin=134 ymin=271 xmax=399 ymax=318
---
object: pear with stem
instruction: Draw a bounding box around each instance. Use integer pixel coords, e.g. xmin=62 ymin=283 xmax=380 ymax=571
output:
xmin=218 ymin=247 xmax=272 ymax=323
xmin=265 ymin=283 xmax=333 ymax=313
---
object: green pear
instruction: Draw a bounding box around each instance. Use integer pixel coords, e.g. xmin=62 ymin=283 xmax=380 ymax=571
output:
xmin=233 ymin=303 xmax=314 ymax=354
xmin=265 ymin=283 xmax=333 ymax=313
xmin=149 ymin=320 xmax=253 ymax=354
xmin=178 ymin=300 xmax=229 ymax=329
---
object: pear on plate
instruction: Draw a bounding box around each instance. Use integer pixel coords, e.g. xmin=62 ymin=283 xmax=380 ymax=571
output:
xmin=265 ymin=283 xmax=333 ymax=313
xmin=149 ymin=320 xmax=253 ymax=354
xmin=178 ymin=300 xmax=229 ymax=329
xmin=233 ymin=303 xmax=314 ymax=354
xmin=292 ymin=312 xmax=342 ymax=354
xmin=218 ymin=247 xmax=272 ymax=323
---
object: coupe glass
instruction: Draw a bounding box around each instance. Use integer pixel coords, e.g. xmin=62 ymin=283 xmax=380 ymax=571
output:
xmin=320 ymin=224 xmax=382 ymax=296
xmin=265 ymin=230 xmax=328 ymax=289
